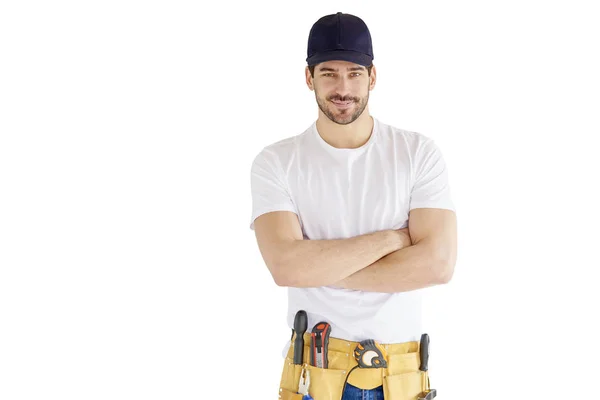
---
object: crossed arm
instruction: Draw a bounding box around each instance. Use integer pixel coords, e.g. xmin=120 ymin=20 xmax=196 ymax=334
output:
xmin=253 ymin=208 xmax=457 ymax=293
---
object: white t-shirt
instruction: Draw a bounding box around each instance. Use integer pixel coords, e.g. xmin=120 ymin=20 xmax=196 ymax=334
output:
xmin=249 ymin=117 xmax=455 ymax=356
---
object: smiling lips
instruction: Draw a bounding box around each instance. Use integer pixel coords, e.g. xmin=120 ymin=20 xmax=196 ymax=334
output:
xmin=331 ymin=100 xmax=354 ymax=109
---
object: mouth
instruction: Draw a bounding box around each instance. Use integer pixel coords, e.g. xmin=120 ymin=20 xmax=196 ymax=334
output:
xmin=330 ymin=100 xmax=354 ymax=109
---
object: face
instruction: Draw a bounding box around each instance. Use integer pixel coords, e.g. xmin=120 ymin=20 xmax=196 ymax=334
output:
xmin=307 ymin=60 xmax=375 ymax=125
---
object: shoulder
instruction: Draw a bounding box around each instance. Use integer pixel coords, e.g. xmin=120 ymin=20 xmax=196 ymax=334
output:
xmin=375 ymin=118 xmax=435 ymax=150
xmin=262 ymin=135 xmax=300 ymax=157
xmin=251 ymin=124 xmax=313 ymax=167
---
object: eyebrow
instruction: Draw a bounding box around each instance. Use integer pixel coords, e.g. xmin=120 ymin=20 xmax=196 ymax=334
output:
xmin=319 ymin=66 xmax=366 ymax=72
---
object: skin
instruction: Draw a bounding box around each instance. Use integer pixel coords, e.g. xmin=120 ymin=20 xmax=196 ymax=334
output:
xmin=305 ymin=60 xmax=377 ymax=149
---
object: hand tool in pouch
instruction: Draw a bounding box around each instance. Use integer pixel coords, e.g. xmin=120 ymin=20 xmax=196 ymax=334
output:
xmin=309 ymin=321 xmax=331 ymax=368
xmin=353 ymin=339 xmax=388 ymax=368
xmin=417 ymin=333 xmax=437 ymax=400
xmin=292 ymin=310 xmax=307 ymax=365
xmin=292 ymin=311 xmax=313 ymax=399
xmin=297 ymin=368 xmax=313 ymax=400
xmin=341 ymin=339 xmax=389 ymax=395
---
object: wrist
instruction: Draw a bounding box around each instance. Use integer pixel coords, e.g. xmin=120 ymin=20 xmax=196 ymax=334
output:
xmin=392 ymin=229 xmax=412 ymax=251
xmin=400 ymin=230 xmax=412 ymax=249
xmin=384 ymin=230 xmax=405 ymax=252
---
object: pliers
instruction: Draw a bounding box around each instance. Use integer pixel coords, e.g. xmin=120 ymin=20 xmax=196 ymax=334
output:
xmin=298 ymin=368 xmax=313 ymax=400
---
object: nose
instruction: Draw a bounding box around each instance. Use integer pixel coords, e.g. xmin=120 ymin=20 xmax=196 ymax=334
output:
xmin=335 ymin=76 xmax=352 ymax=98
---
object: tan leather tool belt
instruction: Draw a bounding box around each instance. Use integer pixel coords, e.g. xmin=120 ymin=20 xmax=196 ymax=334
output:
xmin=279 ymin=332 xmax=431 ymax=400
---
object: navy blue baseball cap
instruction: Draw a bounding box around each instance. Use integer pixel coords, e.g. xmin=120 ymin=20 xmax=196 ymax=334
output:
xmin=306 ymin=12 xmax=374 ymax=67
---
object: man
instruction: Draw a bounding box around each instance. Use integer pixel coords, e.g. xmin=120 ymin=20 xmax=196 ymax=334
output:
xmin=249 ymin=12 xmax=457 ymax=400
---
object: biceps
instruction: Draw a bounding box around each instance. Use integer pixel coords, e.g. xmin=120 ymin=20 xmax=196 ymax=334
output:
xmin=253 ymin=211 xmax=303 ymax=269
xmin=408 ymin=208 xmax=457 ymax=262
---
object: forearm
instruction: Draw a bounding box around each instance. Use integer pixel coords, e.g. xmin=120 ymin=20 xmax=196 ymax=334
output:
xmin=276 ymin=230 xmax=403 ymax=288
xmin=333 ymin=241 xmax=447 ymax=293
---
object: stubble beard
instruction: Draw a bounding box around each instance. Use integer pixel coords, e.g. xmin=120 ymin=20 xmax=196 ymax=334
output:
xmin=316 ymin=89 xmax=369 ymax=125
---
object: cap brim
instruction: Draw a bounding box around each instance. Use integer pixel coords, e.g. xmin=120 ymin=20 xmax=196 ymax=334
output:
xmin=306 ymin=50 xmax=373 ymax=67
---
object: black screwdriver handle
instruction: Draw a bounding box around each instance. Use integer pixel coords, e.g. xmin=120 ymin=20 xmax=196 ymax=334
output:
xmin=293 ymin=310 xmax=308 ymax=365
xmin=419 ymin=333 xmax=429 ymax=371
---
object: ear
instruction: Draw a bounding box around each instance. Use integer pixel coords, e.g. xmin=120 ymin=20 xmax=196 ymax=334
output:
xmin=369 ymin=65 xmax=377 ymax=91
xmin=305 ymin=66 xmax=314 ymax=91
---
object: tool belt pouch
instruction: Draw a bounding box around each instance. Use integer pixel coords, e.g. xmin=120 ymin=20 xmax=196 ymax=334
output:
xmin=278 ymin=388 xmax=303 ymax=400
xmin=381 ymin=350 xmax=430 ymax=400
xmin=382 ymin=370 xmax=427 ymax=400
xmin=278 ymin=358 xmax=346 ymax=400
xmin=304 ymin=363 xmax=347 ymax=400
xmin=278 ymin=359 xmax=303 ymax=395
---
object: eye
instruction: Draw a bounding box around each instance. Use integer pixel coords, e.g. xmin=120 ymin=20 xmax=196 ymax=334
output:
xmin=351 ymin=72 xmax=361 ymax=77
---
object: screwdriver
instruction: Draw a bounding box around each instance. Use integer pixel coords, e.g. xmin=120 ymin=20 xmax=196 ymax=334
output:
xmin=419 ymin=333 xmax=429 ymax=372
xmin=417 ymin=333 xmax=437 ymax=400
xmin=293 ymin=310 xmax=308 ymax=365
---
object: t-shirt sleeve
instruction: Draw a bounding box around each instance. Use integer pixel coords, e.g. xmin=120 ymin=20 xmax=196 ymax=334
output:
xmin=249 ymin=148 xmax=299 ymax=230
xmin=409 ymin=139 xmax=456 ymax=212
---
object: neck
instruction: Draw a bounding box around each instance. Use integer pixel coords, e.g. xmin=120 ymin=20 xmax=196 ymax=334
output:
xmin=316 ymin=109 xmax=374 ymax=149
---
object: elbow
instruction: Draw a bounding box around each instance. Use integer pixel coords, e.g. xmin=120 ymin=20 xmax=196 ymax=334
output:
xmin=272 ymin=271 xmax=286 ymax=287
xmin=268 ymin=244 xmax=300 ymax=287
xmin=263 ymin=249 xmax=292 ymax=287
xmin=269 ymin=259 xmax=298 ymax=287
xmin=433 ymin=243 xmax=457 ymax=284
xmin=270 ymin=248 xmax=312 ymax=288
xmin=271 ymin=264 xmax=291 ymax=287
xmin=274 ymin=273 xmax=292 ymax=287
xmin=271 ymin=263 xmax=313 ymax=288
xmin=437 ymin=258 xmax=456 ymax=284
xmin=274 ymin=269 xmax=308 ymax=288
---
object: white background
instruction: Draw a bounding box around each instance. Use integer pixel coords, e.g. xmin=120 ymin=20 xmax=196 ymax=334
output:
xmin=1 ymin=0 xmax=599 ymax=399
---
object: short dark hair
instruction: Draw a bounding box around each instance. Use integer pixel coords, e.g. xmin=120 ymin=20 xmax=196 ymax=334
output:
xmin=309 ymin=64 xmax=373 ymax=78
